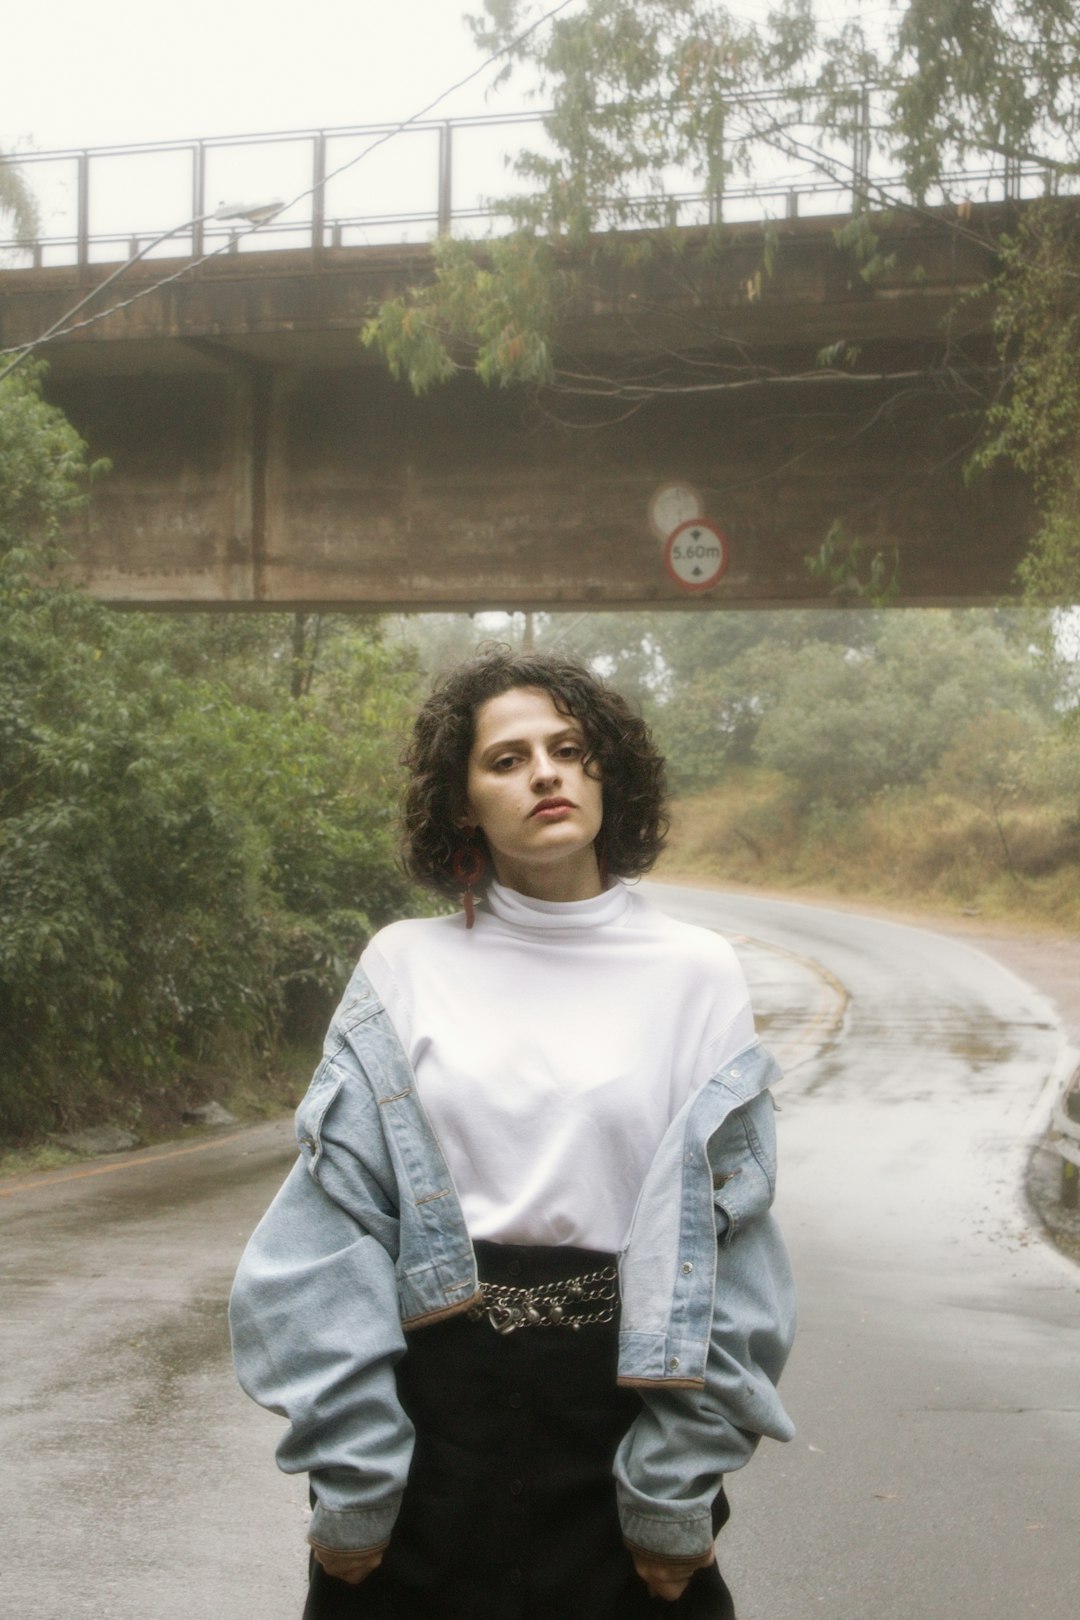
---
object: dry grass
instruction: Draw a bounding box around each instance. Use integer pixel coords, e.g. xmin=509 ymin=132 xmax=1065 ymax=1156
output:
xmin=662 ymin=773 xmax=1080 ymax=931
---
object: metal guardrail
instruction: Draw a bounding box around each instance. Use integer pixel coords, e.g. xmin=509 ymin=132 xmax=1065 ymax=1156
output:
xmin=1051 ymin=1065 xmax=1080 ymax=1207
xmin=0 ymin=99 xmax=1067 ymax=272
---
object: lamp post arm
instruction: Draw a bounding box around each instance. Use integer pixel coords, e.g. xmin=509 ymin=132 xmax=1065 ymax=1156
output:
xmin=9 ymin=219 xmax=195 ymax=367
xmin=0 ymin=201 xmax=280 ymax=384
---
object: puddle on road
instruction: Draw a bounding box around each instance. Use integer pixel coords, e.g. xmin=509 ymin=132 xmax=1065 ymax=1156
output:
xmin=107 ymin=1291 xmax=233 ymax=1432
xmin=946 ymin=1030 xmax=1021 ymax=1070
xmin=782 ymin=1000 xmax=1055 ymax=1105
xmin=142 ymin=1292 xmax=231 ymax=1386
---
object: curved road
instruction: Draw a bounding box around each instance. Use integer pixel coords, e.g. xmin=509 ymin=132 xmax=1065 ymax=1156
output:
xmin=2 ymin=887 xmax=1077 ymax=1619
xmin=646 ymin=884 xmax=1079 ymax=1620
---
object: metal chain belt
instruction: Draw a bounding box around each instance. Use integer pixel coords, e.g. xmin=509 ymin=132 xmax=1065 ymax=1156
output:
xmin=468 ymin=1264 xmax=618 ymax=1335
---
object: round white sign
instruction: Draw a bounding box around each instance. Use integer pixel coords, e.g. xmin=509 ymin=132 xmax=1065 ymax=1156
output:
xmin=648 ymin=481 xmax=706 ymax=542
xmin=664 ymin=519 xmax=730 ymax=592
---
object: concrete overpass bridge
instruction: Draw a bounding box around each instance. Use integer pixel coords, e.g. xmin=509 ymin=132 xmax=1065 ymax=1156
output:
xmin=0 ymin=118 xmax=1042 ymax=611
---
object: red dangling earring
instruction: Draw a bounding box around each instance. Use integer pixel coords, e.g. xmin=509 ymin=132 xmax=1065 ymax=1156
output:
xmin=451 ymin=838 xmax=486 ymax=929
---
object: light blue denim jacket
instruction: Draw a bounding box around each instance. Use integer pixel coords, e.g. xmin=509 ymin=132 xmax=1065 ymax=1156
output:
xmin=229 ymin=965 xmax=796 ymax=1561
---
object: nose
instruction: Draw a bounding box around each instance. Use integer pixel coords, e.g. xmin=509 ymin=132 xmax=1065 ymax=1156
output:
xmin=530 ymin=749 xmax=561 ymax=792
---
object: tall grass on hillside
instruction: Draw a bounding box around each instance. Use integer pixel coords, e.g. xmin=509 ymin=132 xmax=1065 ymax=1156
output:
xmin=662 ymin=770 xmax=1080 ymax=930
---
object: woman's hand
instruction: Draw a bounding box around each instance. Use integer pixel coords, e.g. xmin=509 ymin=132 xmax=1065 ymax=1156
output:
xmin=631 ymin=1545 xmax=716 ymax=1602
xmin=310 ymin=1545 xmax=384 ymax=1586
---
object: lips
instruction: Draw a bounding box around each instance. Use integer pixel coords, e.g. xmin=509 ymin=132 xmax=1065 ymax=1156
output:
xmin=530 ymin=797 xmax=575 ymax=817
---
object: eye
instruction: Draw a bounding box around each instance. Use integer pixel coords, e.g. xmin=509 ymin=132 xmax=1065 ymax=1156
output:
xmin=556 ymin=741 xmax=583 ymax=758
xmin=491 ymin=753 xmax=519 ymax=772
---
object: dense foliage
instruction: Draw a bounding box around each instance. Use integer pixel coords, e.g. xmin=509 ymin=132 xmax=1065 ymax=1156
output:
xmin=0 ymin=149 xmax=38 ymax=250
xmin=976 ymin=199 xmax=1080 ymax=605
xmin=398 ymin=602 xmax=1065 ymax=801
xmin=0 ymin=374 xmax=425 ymax=1142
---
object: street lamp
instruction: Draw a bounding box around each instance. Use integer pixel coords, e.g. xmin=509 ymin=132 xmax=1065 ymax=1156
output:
xmin=0 ymin=197 xmax=284 ymax=382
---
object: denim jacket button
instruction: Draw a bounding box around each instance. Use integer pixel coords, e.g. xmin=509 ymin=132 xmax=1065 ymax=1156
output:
xmin=668 ymin=1356 xmax=680 ymax=1371
xmin=681 ymin=1261 xmax=693 ymax=1275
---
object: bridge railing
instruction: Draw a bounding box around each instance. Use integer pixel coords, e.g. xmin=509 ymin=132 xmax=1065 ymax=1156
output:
xmin=0 ymin=100 xmax=1067 ymax=272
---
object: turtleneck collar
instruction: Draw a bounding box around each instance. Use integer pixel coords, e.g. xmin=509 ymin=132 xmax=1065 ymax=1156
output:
xmin=486 ymin=878 xmax=631 ymax=932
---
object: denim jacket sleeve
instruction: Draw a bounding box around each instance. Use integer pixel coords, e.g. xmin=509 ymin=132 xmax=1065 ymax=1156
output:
xmin=228 ymin=1054 xmax=413 ymax=1555
xmin=613 ymin=1083 xmax=796 ymax=1562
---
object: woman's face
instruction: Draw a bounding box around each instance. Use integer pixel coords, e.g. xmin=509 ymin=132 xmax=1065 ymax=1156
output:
xmin=462 ymin=685 xmax=604 ymax=901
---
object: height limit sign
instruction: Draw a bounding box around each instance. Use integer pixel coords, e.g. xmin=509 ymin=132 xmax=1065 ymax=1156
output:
xmin=664 ymin=518 xmax=730 ymax=593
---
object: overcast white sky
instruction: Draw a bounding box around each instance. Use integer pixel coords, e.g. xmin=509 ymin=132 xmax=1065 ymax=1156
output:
xmin=4 ymin=0 xmax=519 ymax=154
xmin=6 ymin=0 xmax=888 ymax=154
xmin=2 ymin=1 xmax=568 ymax=252
xmin=6 ymin=0 xmax=892 ymax=255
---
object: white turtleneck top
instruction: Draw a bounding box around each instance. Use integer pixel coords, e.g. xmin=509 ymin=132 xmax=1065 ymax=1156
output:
xmin=360 ymin=880 xmax=755 ymax=1253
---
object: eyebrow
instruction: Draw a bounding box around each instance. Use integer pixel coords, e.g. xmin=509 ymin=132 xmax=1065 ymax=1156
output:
xmin=476 ymin=724 xmax=585 ymax=762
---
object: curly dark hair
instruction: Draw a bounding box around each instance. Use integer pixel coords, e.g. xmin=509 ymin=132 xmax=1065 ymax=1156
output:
xmin=401 ymin=647 xmax=668 ymax=898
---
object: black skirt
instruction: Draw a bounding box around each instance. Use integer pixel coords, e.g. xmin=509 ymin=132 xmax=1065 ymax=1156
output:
xmin=303 ymin=1242 xmax=735 ymax=1620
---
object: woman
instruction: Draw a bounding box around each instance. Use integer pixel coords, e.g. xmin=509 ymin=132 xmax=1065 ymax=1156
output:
xmin=230 ymin=648 xmax=795 ymax=1619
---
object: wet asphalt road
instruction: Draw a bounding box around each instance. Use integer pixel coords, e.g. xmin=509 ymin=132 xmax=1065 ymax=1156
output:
xmin=647 ymin=884 xmax=1080 ymax=1620
xmin=3 ymin=887 xmax=1078 ymax=1620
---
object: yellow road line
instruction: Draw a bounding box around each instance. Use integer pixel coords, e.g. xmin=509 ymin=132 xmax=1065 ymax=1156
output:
xmin=0 ymin=1129 xmax=258 ymax=1199
xmin=732 ymin=932 xmax=848 ymax=1066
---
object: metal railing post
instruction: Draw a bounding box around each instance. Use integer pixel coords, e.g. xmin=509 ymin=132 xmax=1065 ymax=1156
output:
xmin=709 ymin=108 xmax=726 ymax=225
xmin=852 ymin=85 xmax=871 ymax=211
xmin=1063 ymin=1159 xmax=1079 ymax=1211
xmin=192 ymin=142 xmax=206 ymax=260
xmin=76 ymin=151 xmax=90 ymax=273
xmin=9 ymin=97 xmax=1077 ymax=273
xmin=437 ymin=121 xmax=453 ymax=236
xmin=312 ymin=131 xmax=326 ymax=255
xmin=1004 ymin=151 xmax=1021 ymax=201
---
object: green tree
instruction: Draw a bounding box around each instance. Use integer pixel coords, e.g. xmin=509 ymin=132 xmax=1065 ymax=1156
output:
xmin=0 ymin=364 xmax=92 ymax=563
xmin=973 ymin=200 xmax=1080 ymax=605
xmin=0 ymin=150 xmax=38 ymax=248
xmin=0 ymin=374 xmax=261 ymax=1134
xmin=366 ymin=0 xmax=836 ymax=390
xmin=367 ymin=3 xmax=1078 ymax=382
xmin=0 ymin=375 xmax=426 ymax=1142
xmin=888 ymin=1 xmax=1080 ymax=198
xmin=754 ymin=610 xmax=1050 ymax=806
xmin=364 ymin=1 xmax=1080 ymax=613
xmin=932 ymin=710 xmax=1034 ymax=881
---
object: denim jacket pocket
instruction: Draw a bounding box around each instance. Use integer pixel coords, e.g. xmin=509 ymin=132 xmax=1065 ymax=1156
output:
xmin=295 ymin=1059 xmax=347 ymax=1171
xmin=709 ymin=1092 xmax=778 ymax=1248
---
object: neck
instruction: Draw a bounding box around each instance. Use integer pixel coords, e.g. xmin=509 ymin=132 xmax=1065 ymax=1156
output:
xmin=492 ymin=848 xmax=604 ymax=903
